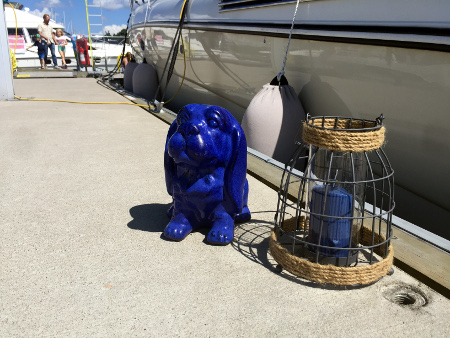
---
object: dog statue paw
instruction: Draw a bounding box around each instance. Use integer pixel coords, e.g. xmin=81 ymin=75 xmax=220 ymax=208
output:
xmin=163 ymin=104 xmax=251 ymax=245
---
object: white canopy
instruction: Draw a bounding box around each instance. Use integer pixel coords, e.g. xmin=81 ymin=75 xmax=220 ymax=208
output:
xmin=4 ymin=6 xmax=64 ymax=30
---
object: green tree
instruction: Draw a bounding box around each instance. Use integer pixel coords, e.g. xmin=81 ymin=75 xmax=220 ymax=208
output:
xmin=114 ymin=28 xmax=127 ymax=37
xmin=114 ymin=28 xmax=128 ymax=43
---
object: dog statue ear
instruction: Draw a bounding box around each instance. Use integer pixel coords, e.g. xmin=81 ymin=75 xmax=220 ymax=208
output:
xmin=224 ymin=117 xmax=247 ymax=216
xmin=164 ymin=120 xmax=178 ymax=196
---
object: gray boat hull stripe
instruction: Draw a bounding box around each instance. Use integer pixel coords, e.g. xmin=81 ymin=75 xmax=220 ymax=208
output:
xmin=130 ymin=22 xmax=450 ymax=51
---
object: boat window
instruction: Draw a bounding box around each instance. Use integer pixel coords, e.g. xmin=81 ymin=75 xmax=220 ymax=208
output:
xmin=27 ymin=29 xmax=39 ymax=39
xmin=8 ymin=2 xmax=24 ymax=9
xmin=219 ymin=0 xmax=297 ymax=12
xmin=8 ymin=28 xmax=24 ymax=36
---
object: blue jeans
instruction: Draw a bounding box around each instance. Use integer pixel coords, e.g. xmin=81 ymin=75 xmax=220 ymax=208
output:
xmin=45 ymin=43 xmax=58 ymax=66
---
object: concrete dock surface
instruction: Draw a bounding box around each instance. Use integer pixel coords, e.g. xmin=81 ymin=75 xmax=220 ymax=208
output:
xmin=1 ymin=78 xmax=449 ymax=337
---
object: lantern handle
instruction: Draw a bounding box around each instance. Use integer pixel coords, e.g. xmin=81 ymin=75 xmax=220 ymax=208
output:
xmin=376 ymin=114 xmax=384 ymax=126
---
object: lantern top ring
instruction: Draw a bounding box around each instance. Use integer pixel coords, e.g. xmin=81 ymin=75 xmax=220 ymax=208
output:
xmin=302 ymin=115 xmax=385 ymax=152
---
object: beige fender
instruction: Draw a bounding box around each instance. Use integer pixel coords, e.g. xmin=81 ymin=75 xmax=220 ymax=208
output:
xmin=241 ymin=80 xmax=305 ymax=164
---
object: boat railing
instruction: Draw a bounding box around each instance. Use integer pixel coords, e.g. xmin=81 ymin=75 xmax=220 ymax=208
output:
xmin=86 ymin=36 xmax=130 ymax=72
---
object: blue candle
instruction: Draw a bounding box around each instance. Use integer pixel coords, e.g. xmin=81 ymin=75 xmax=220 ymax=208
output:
xmin=309 ymin=185 xmax=352 ymax=257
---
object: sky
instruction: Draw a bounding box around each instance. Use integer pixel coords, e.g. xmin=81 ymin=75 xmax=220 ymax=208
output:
xmin=15 ymin=0 xmax=132 ymax=36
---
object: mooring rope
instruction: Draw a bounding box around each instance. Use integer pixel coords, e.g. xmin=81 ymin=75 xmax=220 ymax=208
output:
xmin=276 ymin=0 xmax=302 ymax=83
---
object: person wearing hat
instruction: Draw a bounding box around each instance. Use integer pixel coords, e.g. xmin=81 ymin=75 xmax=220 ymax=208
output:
xmin=26 ymin=34 xmax=47 ymax=69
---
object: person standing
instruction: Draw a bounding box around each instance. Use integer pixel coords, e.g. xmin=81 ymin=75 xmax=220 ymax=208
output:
xmin=55 ymin=29 xmax=67 ymax=69
xmin=38 ymin=14 xmax=60 ymax=69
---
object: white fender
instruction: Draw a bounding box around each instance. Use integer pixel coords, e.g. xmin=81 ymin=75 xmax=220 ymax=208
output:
xmin=241 ymin=80 xmax=305 ymax=164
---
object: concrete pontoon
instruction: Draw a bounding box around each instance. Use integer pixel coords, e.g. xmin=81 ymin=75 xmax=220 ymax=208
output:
xmin=0 ymin=78 xmax=449 ymax=336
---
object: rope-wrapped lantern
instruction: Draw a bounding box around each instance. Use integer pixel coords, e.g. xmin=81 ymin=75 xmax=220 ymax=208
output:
xmin=270 ymin=115 xmax=395 ymax=286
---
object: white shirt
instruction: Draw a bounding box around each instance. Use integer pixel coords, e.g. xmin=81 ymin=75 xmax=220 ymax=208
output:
xmin=38 ymin=22 xmax=55 ymax=44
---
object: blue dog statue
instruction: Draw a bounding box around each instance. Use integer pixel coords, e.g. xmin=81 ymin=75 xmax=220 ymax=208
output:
xmin=164 ymin=104 xmax=251 ymax=245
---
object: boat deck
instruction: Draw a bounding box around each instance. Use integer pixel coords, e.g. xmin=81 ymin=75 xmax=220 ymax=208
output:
xmin=1 ymin=78 xmax=449 ymax=336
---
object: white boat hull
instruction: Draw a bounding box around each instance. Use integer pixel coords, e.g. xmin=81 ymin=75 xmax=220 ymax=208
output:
xmin=128 ymin=0 xmax=450 ymax=239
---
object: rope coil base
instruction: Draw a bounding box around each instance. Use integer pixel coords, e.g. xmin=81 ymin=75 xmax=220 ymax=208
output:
xmin=302 ymin=118 xmax=385 ymax=152
xmin=270 ymin=222 xmax=394 ymax=286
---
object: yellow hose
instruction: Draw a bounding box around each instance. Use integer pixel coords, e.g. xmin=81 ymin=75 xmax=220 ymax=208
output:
xmin=9 ymin=3 xmax=18 ymax=76
xmin=13 ymin=95 xmax=155 ymax=109
xmin=8 ymin=4 xmax=152 ymax=109
xmin=85 ymin=0 xmax=95 ymax=69
xmin=180 ymin=0 xmax=188 ymax=20
xmin=7 ymin=3 xmax=173 ymax=112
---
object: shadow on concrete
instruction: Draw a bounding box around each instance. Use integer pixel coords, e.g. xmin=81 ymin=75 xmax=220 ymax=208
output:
xmin=127 ymin=203 xmax=171 ymax=233
xmin=233 ymin=219 xmax=379 ymax=291
xmin=128 ymin=203 xmax=212 ymax=242
xmin=232 ymin=220 xmax=274 ymax=267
